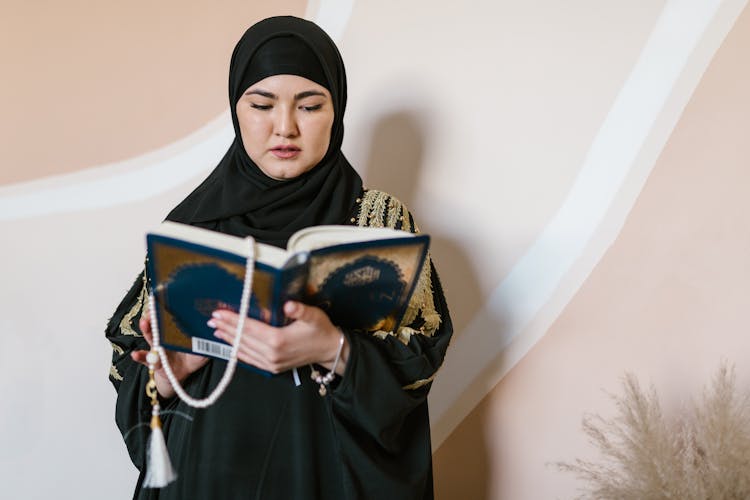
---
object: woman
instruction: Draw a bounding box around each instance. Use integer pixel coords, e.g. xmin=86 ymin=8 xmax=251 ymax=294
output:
xmin=106 ymin=15 xmax=452 ymax=500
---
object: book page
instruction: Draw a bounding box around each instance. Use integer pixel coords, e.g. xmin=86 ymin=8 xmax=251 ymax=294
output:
xmin=151 ymin=221 xmax=290 ymax=268
xmin=287 ymin=225 xmax=412 ymax=253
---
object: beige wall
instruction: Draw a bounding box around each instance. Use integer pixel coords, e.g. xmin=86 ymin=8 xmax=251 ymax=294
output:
xmin=1 ymin=1 xmax=748 ymax=498
xmin=434 ymin=2 xmax=750 ymax=498
xmin=0 ymin=0 xmax=305 ymax=184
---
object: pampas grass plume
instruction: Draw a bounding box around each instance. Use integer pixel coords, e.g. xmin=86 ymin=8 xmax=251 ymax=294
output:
xmin=558 ymin=363 xmax=750 ymax=499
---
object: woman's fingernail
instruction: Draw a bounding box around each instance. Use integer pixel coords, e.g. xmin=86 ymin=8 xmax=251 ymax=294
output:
xmin=213 ymin=330 xmax=221 ymax=338
xmin=207 ymin=319 xmax=216 ymax=328
xmin=212 ymin=311 xmax=222 ymax=319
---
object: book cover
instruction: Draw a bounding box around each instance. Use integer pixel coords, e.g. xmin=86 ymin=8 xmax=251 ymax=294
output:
xmin=145 ymin=223 xmax=429 ymax=369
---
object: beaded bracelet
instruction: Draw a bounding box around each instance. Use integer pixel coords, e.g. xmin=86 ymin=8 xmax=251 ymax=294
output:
xmin=310 ymin=329 xmax=345 ymax=396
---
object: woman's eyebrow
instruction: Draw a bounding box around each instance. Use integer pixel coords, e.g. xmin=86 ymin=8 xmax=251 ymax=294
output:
xmin=245 ymin=89 xmax=276 ymax=99
xmin=243 ymin=89 xmax=327 ymax=100
xmin=294 ymin=90 xmax=327 ymax=100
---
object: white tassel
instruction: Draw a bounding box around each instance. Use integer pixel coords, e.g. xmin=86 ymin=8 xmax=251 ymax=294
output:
xmin=143 ymin=351 xmax=177 ymax=488
xmin=143 ymin=405 xmax=177 ymax=488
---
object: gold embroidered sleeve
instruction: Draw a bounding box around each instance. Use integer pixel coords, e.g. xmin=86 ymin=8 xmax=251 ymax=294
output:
xmin=354 ymin=189 xmax=450 ymax=391
xmin=119 ymin=274 xmax=147 ymax=337
xmin=106 ymin=269 xmax=149 ymax=389
xmin=357 ymin=189 xmax=442 ymax=346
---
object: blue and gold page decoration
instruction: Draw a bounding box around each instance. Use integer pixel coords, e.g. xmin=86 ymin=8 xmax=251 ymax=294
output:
xmin=312 ymin=255 xmax=404 ymax=330
xmin=306 ymin=236 xmax=429 ymax=332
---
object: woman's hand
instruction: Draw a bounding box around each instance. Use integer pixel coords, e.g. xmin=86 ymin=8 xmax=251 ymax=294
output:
xmin=211 ymin=301 xmax=349 ymax=375
xmin=130 ymin=306 xmax=209 ymax=399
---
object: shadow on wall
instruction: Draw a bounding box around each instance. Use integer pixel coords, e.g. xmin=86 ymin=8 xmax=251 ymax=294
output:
xmin=431 ymin=307 xmax=517 ymax=499
xmin=363 ymin=112 xmax=423 ymax=205
xmin=361 ymin=111 xmax=495 ymax=499
xmin=433 ymin=404 xmax=493 ymax=500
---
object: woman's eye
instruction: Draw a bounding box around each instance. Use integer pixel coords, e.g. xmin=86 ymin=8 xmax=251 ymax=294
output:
xmin=250 ymin=103 xmax=272 ymax=110
xmin=301 ymin=104 xmax=323 ymax=112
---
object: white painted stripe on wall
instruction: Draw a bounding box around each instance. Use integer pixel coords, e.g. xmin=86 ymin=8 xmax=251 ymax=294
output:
xmin=0 ymin=115 xmax=233 ymax=220
xmin=430 ymin=0 xmax=743 ymax=447
xmin=0 ymin=0 xmax=355 ymax=221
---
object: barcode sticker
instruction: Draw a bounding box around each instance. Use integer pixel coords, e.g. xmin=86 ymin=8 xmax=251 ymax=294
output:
xmin=192 ymin=338 xmax=232 ymax=360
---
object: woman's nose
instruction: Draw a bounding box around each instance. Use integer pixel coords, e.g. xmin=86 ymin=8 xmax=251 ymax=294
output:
xmin=274 ymin=107 xmax=299 ymax=138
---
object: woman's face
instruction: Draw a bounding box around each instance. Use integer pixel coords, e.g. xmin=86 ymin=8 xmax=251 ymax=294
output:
xmin=235 ymin=74 xmax=334 ymax=180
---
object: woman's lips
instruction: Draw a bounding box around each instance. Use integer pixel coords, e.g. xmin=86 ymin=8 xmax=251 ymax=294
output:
xmin=270 ymin=145 xmax=301 ymax=159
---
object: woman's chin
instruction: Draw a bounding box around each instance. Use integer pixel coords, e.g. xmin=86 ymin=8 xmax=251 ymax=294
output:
xmin=258 ymin=163 xmax=315 ymax=181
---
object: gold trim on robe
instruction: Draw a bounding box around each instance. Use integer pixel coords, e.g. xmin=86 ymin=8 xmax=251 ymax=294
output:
xmin=119 ymin=276 xmax=146 ymax=337
xmin=356 ymin=189 xmax=444 ymax=390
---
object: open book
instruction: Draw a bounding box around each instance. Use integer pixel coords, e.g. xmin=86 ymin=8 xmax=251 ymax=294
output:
xmin=146 ymin=221 xmax=429 ymax=365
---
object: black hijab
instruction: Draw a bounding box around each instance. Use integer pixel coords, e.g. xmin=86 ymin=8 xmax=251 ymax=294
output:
xmin=166 ymin=16 xmax=362 ymax=248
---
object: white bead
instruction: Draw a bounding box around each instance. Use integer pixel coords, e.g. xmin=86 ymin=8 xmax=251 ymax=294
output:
xmin=146 ymin=351 xmax=160 ymax=366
